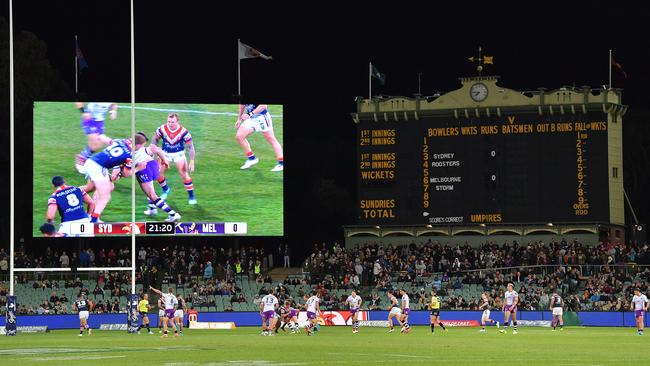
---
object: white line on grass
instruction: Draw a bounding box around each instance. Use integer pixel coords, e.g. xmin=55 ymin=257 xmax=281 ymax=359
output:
xmin=23 ymin=355 xmax=126 ymax=361
xmin=118 ymin=105 xmax=283 ymax=118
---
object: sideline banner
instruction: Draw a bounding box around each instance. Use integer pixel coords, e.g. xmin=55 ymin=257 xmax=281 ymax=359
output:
xmin=440 ymin=320 xmax=480 ymax=327
xmin=189 ymin=321 xmax=236 ymax=330
xmin=127 ymin=294 xmax=139 ymax=334
xmin=5 ymin=296 xmax=17 ymax=336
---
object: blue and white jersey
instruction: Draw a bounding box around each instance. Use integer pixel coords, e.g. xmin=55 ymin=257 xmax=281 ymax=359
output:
xmin=243 ymin=104 xmax=268 ymax=116
xmin=75 ymin=299 xmax=89 ymax=311
xmin=90 ymin=139 xmax=132 ymax=168
xmin=155 ymin=124 xmax=192 ymax=153
xmin=48 ymin=185 xmax=88 ymax=222
xmin=84 ymin=103 xmax=114 ymax=121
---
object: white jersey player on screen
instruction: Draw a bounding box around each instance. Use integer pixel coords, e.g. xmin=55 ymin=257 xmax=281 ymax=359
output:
xmin=260 ymin=293 xmax=279 ymax=336
xmin=150 ymin=286 xmax=178 ymax=338
xmin=345 ymin=290 xmax=363 ymax=333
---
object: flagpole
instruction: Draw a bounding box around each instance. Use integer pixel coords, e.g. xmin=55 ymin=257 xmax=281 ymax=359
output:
xmin=75 ymin=35 xmax=79 ymax=97
xmin=130 ymin=0 xmax=136 ymax=295
xmin=608 ymin=49 xmax=612 ymax=89
xmin=238 ymin=39 xmax=241 ymax=96
xmin=369 ymin=62 xmax=372 ymax=101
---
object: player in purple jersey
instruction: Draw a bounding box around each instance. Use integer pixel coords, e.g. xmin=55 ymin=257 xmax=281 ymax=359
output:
xmin=46 ymin=176 xmax=95 ymax=236
xmin=74 ymin=102 xmax=117 ymax=174
xmin=133 ymin=133 xmax=181 ymax=222
xmin=235 ymin=104 xmax=284 ymax=171
xmin=83 ymin=138 xmax=133 ymax=222
xmin=152 ymin=113 xmax=197 ymax=204
xmin=631 ymin=288 xmax=648 ymax=335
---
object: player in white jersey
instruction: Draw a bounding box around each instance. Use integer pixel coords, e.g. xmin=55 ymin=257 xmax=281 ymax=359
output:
xmin=260 ymin=293 xmax=279 ymax=336
xmin=150 ymin=286 xmax=179 ymax=338
xmin=386 ymin=290 xmax=403 ymax=333
xmin=152 ymin=113 xmax=197 ymax=204
xmin=479 ymin=293 xmax=498 ymax=332
xmin=235 ymin=104 xmax=284 ymax=171
xmin=500 ymin=283 xmax=519 ymax=334
xmin=304 ymin=291 xmax=320 ymax=336
xmin=75 ymin=102 xmax=117 ymax=174
xmin=399 ymin=288 xmax=411 ymax=333
xmin=345 ymin=290 xmax=363 ymax=333
xmin=132 ymin=132 xmax=181 ymax=222
xmin=631 ymin=288 xmax=648 ymax=335
xmin=550 ymin=292 xmax=565 ymax=331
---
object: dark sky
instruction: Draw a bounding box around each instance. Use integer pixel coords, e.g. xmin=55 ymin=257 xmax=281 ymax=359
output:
xmin=2 ymin=1 xmax=649 ymax=257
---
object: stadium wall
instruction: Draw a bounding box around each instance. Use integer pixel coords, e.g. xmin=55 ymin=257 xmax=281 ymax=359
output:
xmin=1 ymin=311 xmax=646 ymax=329
xmin=345 ymin=234 xmax=599 ymax=248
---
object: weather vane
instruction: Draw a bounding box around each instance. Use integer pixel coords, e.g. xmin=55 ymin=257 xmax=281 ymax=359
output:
xmin=467 ymin=46 xmax=493 ymax=76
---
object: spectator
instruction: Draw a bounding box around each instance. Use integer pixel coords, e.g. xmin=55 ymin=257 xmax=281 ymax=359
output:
xmin=204 ymin=261 xmax=213 ymax=281
xmin=60 ymin=251 xmax=70 ymax=268
xmin=284 ymin=245 xmax=291 ymax=268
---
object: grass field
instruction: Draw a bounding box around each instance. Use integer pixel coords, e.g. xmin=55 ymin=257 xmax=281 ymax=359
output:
xmin=32 ymin=102 xmax=283 ymax=236
xmin=0 ymin=326 xmax=648 ymax=365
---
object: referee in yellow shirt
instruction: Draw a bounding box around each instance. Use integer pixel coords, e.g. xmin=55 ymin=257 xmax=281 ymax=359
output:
xmin=137 ymin=293 xmax=153 ymax=334
xmin=429 ymin=289 xmax=447 ymax=334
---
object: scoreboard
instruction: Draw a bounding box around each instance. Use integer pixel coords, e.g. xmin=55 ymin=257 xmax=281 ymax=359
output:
xmin=357 ymin=112 xmax=610 ymax=225
xmin=68 ymin=222 xmax=247 ymax=236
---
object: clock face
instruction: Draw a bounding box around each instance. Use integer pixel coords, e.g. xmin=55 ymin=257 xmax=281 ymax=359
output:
xmin=470 ymin=83 xmax=488 ymax=102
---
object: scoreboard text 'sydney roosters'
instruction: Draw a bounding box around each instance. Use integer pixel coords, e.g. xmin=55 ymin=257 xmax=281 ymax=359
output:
xmin=354 ymin=76 xmax=625 ymax=227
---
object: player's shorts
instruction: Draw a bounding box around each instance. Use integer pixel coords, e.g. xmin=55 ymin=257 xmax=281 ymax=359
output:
xmin=84 ymin=159 xmax=110 ymax=182
xmin=403 ymin=307 xmax=410 ymax=315
xmin=81 ymin=117 xmax=105 ymax=135
xmin=174 ymin=310 xmax=184 ymax=318
xmin=78 ymin=311 xmax=90 ymax=320
xmin=289 ymin=310 xmax=298 ymax=318
xmin=552 ymin=308 xmax=563 ymax=316
xmin=58 ymin=217 xmax=93 ymax=237
xmin=241 ymin=113 xmax=273 ymax=133
xmin=159 ymin=310 xmax=165 ymax=317
xmin=164 ymin=309 xmax=175 ymax=318
xmin=163 ymin=150 xmax=187 ymax=163
xmin=262 ymin=310 xmax=275 ymax=322
xmin=350 ymin=308 xmax=359 ymax=315
xmin=430 ymin=309 xmax=440 ymax=317
xmin=306 ymin=311 xmax=317 ymax=320
xmin=140 ymin=311 xmax=148 ymax=318
xmin=482 ymin=309 xmax=491 ymax=319
xmin=136 ymin=160 xmax=160 ymax=183
xmin=389 ymin=307 xmax=402 ymax=316
xmin=635 ymin=310 xmax=644 ymax=318
xmin=504 ymin=304 xmax=517 ymax=313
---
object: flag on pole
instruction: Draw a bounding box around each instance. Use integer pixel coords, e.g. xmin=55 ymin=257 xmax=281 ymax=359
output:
xmin=76 ymin=38 xmax=88 ymax=70
xmin=371 ymin=64 xmax=386 ymax=85
xmin=611 ymin=57 xmax=627 ymax=79
xmin=238 ymin=40 xmax=272 ymax=61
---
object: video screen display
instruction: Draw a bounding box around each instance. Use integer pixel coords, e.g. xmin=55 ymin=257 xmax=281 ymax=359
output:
xmin=33 ymin=102 xmax=284 ymax=237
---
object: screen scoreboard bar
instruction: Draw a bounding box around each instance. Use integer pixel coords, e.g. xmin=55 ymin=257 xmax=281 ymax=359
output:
xmin=69 ymin=222 xmax=248 ymax=236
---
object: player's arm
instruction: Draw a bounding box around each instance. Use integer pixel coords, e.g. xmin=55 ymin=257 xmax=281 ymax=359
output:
xmin=89 ymin=300 xmax=95 ymax=312
xmin=109 ymin=104 xmax=118 ymax=120
xmin=549 ymin=297 xmax=554 ymax=311
xmin=186 ymin=140 xmax=195 ymax=173
xmin=251 ymin=104 xmax=268 ymax=116
xmin=259 ymin=301 xmax=264 ymax=314
xmin=81 ymin=191 xmax=95 ymax=215
xmin=151 ymin=129 xmax=162 ymax=146
xmin=235 ymin=104 xmax=246 ymax=128
xmin=148 ymin=145 xmax=170 ymax=169
xmin=149 ymin=286 xmax=163 ymax=296
xmin=46 ymin=202 xmax=58 ymax=223
xmin=630 ymin=299 xmax=635 ymax=311
xmin=513 ymin=294 xmax=519 ymax=307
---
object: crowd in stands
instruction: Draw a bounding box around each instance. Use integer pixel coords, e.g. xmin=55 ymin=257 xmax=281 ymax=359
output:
xmin=2 ymin=239 xmax=649 ymax=314
xmin=301 ymin=239 xmax=650 ymax=311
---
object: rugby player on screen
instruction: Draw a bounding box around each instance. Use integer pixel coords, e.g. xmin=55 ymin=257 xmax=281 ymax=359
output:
xmin=235 ymin=104 xmax=283 ymax=171
xmin=82 ymin=138 xmax=133 ymax=222
xmin=304 ymin=291 xmax=320 ymax=336
xmin=75 ymin=102 xmax=117 ymax=174
xmin=46 ymin=175 xmax=95 ymax=237
xmin=132 ymin=132 xmax=181 ymax=222
xmin=260 ymin=292 xmax=279 ymax=336
xmin=152 ymin=113 xmax=196 ymax=204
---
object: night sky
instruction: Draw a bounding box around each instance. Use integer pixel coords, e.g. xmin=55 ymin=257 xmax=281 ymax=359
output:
xmin=1 ymin=1 xmax=649 ymax=258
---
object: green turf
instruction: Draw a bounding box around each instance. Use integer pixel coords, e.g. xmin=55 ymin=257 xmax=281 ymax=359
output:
xmin=0 ymin=326 xmax=648 ymax=365
xmin=32 ymin=102 xmax=284 ymax=236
